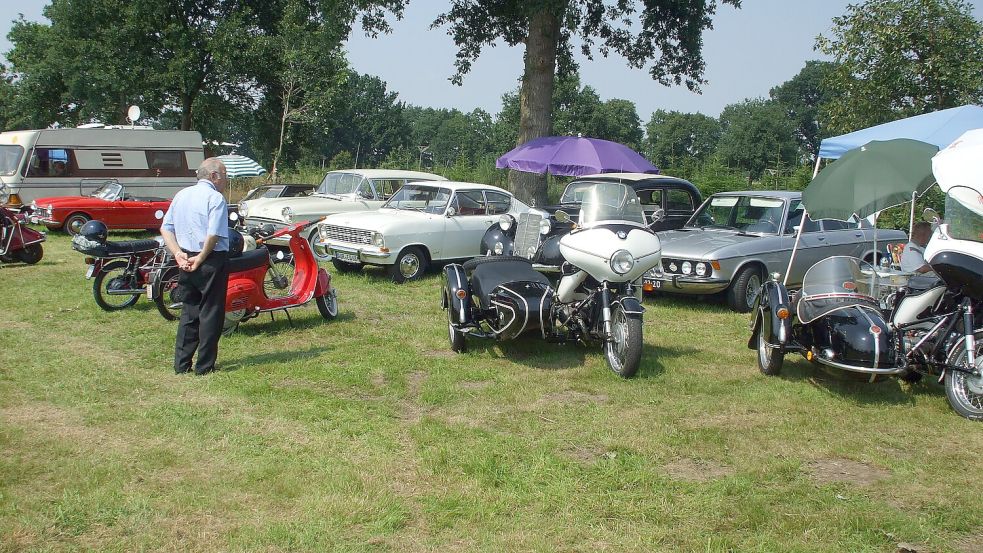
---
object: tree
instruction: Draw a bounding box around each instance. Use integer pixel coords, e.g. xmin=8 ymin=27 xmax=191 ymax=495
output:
xmin=644 ymin=110 xmax=721 ymax=168
xmin=716 ymin=99 xmax=798 ymax=183
xmin=433 ymin=0 xmax=741 ymax=206
xmin=816 ymin=0 xmax=983 ymax=134
xmin=769 ymin=60 xmax=837 ymax=159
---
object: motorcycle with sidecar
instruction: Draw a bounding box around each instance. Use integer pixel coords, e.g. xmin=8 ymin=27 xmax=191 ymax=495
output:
xmin=442 ymin=181 xmax=662 ymax=377
xmin=0 ymin=181 xmax=45 ymax=265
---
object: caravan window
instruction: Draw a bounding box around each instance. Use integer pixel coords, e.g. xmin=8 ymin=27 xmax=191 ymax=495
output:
xmin=0 ymin=145 xmax=24 ymax=176
xmin=26 ymin=148 xmax=72 ymax=177
xmin=147 ymin=150 xmax=186 ymax=170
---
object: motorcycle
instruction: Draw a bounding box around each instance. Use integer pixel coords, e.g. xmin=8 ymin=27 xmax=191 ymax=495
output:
xmin=750 ymin=186 xmax=983 ymax=420
xmin=442 ymin=181 xmax=663 ymax=377
xmin=0 ymin=181 xmax=45 ymax=265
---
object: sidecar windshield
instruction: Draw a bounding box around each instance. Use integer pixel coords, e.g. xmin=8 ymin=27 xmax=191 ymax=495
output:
xmin=801 ymin=256 xmax=876 ymax=300
xmin=944 ymin=186 xmax=983 ymax=243
xmin=577 ymin=182 xmax=647 ymax=228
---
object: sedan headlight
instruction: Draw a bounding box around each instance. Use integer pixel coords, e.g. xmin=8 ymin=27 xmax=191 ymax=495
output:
xmin=281 ymin=206 xmax=294 ymax=223
xmin=493 ymin=241 xmax=504 ymax=255
xmin=610 ymin=249 xmax=635 ymax=275
xmin=239 ymin=201 xmax=249 ymax=217
xmin=681 ymin=261 xmax=692 ymax=275
xmin=539 ymin=218 xmax=551 ymax=235
xmin=499 ymin=214 xmax=513 ymax=232
xmin=372 ymin=231 xmax=385 ymax=248
xmin=695 ymin=262 xmax=708 ymax=277
xmin=318 ymin=224 xmax=328 ymax=240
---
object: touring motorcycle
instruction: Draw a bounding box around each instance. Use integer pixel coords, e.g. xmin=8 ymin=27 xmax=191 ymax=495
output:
xmin=750 ymin=185 xmax=983 ymax=420
xmin=0 ymin=181 xmax=45 ymax=265
xmin=442 ymin=181 xmax=662 ymax=377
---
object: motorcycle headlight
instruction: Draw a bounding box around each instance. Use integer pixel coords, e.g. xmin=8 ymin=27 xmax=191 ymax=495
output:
xmin=372 ymin=232 xmax=385 ymax=248
xmin=238 ymin=201 xmax=248 ymax=217
xmin=499 ymin=214 xmax=513 ymax=232
xmin=681 ymin=261 xmax=693 ymax=275
xmin=539 ymin=218 xmax=551 ymax=235
xmin=493 ymin=241 xmax=504 ymax=255
xmin=695 ymin=262 xmax=708 ymax=277
xmin=281 ymin=206 xmax=294 ymax=223
xmin=610 ymin=249 xmax=635 ymax=275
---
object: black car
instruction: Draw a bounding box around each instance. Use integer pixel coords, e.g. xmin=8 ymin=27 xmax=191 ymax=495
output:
xmin=481 ymin=173 xmax=701 ymax=268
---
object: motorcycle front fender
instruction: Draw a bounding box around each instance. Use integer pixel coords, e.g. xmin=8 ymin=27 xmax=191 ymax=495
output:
xmin=443 ymin=264 xmax=471 ymax=325
xmin=613 ymin=296 xmax=644 ymax=319
xmin=748 ymin=280 xmax=791 ymax=349
xmin=480 ymin=224 xmax=514 ymax=256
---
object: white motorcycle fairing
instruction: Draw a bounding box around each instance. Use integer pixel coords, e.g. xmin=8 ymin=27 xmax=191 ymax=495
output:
xmin=558 ymin=225 xmax=661 ymax=284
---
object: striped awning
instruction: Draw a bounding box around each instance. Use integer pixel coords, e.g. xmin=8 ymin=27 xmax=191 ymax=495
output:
xmin=217 ymin=154 xmax=267 ymax=178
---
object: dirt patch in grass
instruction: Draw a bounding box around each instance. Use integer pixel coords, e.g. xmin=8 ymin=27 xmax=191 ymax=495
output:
xmin=397 ymin=371 xmax=428 ymax=422
xmin=530 ymin=390 xmax=608 ymax=409
xmin=458 ymin=380 xmax=493 ymax=391
xmin=370 ymin=372 xmax=387 ymax=388
xmin=665 ymin=458 xmax=735 ymax=482
xmin=1 ymin=402 xmax=127 ymax=452
xmin=955 ymin=534 xmax=983 ymax=553
xmin=806 ymin=458 xmax=891 ymax=487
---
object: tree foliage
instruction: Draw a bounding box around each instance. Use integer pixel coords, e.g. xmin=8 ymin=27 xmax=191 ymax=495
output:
xmin=815 ymin=0 xmax=983 ymax=134
xmin=769 ymin=60 xmax=838 ymax=159
xmin=716 ymin=99 xmax=799 ymax=182
xmin=644 ymin=110 xmax=721 ymax=168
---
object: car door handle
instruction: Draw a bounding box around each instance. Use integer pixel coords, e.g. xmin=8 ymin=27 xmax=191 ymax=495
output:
xmin=855 ymin=232 xmax=863 ymax=237
xmin=817 ymin=236 xmax=825 ymax=241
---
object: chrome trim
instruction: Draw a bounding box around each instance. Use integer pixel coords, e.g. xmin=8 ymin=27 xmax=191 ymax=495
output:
xmin=814 ymin=357 xmax=906 ymax=375
xmin=499 ymin=284 xmax=530 ymax=336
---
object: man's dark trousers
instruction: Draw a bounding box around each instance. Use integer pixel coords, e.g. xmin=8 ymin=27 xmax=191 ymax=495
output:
xmin=175 ymin=251 xmax=229 ymax=374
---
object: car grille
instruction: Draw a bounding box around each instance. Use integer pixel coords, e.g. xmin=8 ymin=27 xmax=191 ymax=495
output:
xmin=513 ymin=212 xmax=542 ymax=259
xmin=321 ymin=224 xmax=372 ymax=245
xmin=33 ymin=207 xmax=52 ymax=220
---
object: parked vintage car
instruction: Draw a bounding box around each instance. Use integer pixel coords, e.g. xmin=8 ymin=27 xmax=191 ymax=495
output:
xmin=317 ymin=181 xmax=530 ymax=282
xmin=30 ymin=181 xmax=171 ymax=234
xmin=480 ymin=173 xmax=699 ymax=270
xmin=645 ymin=190 xmax=907 ymax=312
xmin=229 ymin=183 xmax=314 ymax=217
xmin=239 ymin=169 xmax=446 ymax=260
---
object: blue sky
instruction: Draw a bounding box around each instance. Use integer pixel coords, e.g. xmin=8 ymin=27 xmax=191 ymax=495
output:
xmin=3 ymin=1 xmax=983 ymax=120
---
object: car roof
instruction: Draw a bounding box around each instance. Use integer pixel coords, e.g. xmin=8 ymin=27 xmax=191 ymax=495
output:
xmin=409 ymin=181 xmax=512 ymax=194
xmin=326 ymin=169 xmax=448 ymax=180
xmin=571 ymin=173 xmax=701 ymax=195
xmin=710 ymin=190 xmax=801 ymax=199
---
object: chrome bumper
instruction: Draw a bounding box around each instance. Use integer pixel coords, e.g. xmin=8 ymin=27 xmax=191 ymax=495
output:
xmin=320 ymin=241 xmax=392 ymax=264
xmin=643 ymin=274 xmax=731 ymax=294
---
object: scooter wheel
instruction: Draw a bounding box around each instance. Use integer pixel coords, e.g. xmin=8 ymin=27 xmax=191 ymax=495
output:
xmin=14 ymin=243 xmax=43 ymax=265
xmin=315 ymin=289 xmax=339 ymax=320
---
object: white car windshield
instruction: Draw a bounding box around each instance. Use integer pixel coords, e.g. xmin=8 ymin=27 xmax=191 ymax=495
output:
xmin=577 ymin=182 xmax=647 ymax=227
xmin=0 ymin=145 xmax=23 ymax=176
xmin=688 ymin=195 xmax=785 ymax=234
xmin=383 ymin=184 xmax=452 ymax=214
xmin=317 ymin=172 xmax=369 ymax=196
xmin=91 ymin=182 xmax=123 ymax=200
xmin=945 ymin=185 xmax=983 ymax=244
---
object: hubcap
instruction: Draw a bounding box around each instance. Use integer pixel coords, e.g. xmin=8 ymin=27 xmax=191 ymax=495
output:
xmin=745 ymin=275 xmax=761 ymax=308
xmin=400 ymin=254 xmax=420 ymax=278
xmin=309 ymin=233 xmax=329 ymax=260
xmin=68 ymin=218 xmax=86 ymax=234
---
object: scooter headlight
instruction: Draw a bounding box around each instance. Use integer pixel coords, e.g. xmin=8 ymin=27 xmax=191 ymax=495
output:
xmin=681 ymin=261 xmax=693 ymax=275
xmin=372 ymin=232 xmax=385 ymax=248
xmin=281 ymin=206 xmax=294 ymax=223
xmin=493 ymin=241 xmax=504 ymax=255
xmin=695 ymin=262 xmax=708 ymax=277
xmin=610 ymin=249 xmax=635 ymax=275
xmin=539 ymin=218 xmax=551 ymax=235
xmin=499 ymin=214 xmax=513 ymax=232
xmin=238 ymin=201 xmax=248 ymax=217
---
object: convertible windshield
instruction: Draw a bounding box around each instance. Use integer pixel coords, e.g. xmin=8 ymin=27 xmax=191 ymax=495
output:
xmin=945 ymin=186 xmax=983 ymax=244
xmin=383 ymin=184 xmax=451 ymax=214
xmin=688 ymin=195 xmax=786 ymax=234
xmin=317 ymin=172 xmax=369 ymax=196
xmin=0 ymin=145 xmax=23 ymax=176
xmin=91 ymin=182 xmax=123 ymax=200
xmin=578 ymin=182 xmax=647 ymax=227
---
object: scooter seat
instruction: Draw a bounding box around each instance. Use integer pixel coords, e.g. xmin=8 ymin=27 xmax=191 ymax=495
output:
xmin=228 ymin=246 xmax=269 ymax=273
xmin=469 ymin=258 xmax=551 ymax=307
xmin=104 ymin=238 xmax=162 ymax=255
xmin=906 ymin=274 xmax=943 ymax=293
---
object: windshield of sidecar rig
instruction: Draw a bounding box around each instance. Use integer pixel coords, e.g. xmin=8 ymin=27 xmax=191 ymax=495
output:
xmin=577 ymin=182 xmax=647 ymax=227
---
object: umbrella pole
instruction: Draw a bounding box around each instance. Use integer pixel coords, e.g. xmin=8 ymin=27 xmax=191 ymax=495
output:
xmin=908 ymin=190 xmax=916 ymax=237
xmin=783 ymin=209 xmax=807 ymax=286
xmin=812 ymin=156 xmax=822 ymax=178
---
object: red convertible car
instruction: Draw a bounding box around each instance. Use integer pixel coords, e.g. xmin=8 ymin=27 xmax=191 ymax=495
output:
xmin=30 ymin=182 xmax=171 ymax=234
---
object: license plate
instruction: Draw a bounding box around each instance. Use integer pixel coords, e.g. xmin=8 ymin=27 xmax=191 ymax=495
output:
xmin=644 ymin=279 xmax=662 ymax=289
xmin=85 ymin=264 xmax=95 ymax=279
xmin=334 ymin=250 xmax=359 ymax=263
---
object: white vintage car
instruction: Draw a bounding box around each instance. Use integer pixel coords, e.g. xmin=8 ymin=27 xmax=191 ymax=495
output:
xmin=238 ymin=169 xmax=446 ymax=259
xmin=317 ymin=181 xmax=530 ymax=282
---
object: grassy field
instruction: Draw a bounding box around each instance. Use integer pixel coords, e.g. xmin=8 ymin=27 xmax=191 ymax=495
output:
xmin=2 ymin=231 xmax=982 ymax=552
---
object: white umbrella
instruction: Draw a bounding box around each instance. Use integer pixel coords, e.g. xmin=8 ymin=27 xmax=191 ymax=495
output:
xmin=932 ymin=128 xmax=983 ymax=193
xmin=217 ymin=154 xmax=267 ymax=178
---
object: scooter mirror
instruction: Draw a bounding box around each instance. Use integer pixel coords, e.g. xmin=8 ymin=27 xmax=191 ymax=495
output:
xmin=650 ymin=208 xmax=666 ymax=224
xmin=922 ymin=207 xmax=940 ymax=223
xmin=554 ymin=210 xmax=570 ymax=224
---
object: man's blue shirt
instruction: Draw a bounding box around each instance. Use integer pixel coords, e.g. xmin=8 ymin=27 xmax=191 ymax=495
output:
xmin=162 ymin=179 xmax=229 ymax=252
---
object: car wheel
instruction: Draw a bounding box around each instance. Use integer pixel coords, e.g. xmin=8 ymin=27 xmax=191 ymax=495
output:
xmin=308 ymin=228 xmax=331 ymax=262
xmin=390 ymin=246 xmax=428 ymax=283
xmin=64 ymin=212 xmax=91 ymax=235
xmin=727 ymin=265 xmax=762 ymax=313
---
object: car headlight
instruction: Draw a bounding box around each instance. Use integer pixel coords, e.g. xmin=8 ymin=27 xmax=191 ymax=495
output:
xmin=318 ymin=224 xmax=328 ymax=240
xmin=695 ymin=262 xmax=708 ymax=277
xmin=493 ymin=241 xmax=504 ymax=255
xmin=499 ymin=214 xmax=513 ymax=232
xmin=668 ymin=261 xmax=678 ymax=273
xmin=239 ymin=201 xmax=248 ymax=217
xmin=281 ymin=206 xmax=294 ymax=223
xmin=681 ymin=261 xmax=692 ymax=275
xmin=372 ymin=232 xmax=384 ymax=248
xmin=610 ymin=249 xmax=635 ymax=275
xmin=539 ymin=218 xmax=551 ymax=235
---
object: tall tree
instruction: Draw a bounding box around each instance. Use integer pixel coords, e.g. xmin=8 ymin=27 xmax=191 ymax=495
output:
xmin=433 ymin=0 xmax=741 ymax=205
xmin=644 ymin=110 xmax=721 ymax=167
xmin=815 ymin=0 xmax=983 ymax=134
xmin=769 ymin=60 xmax=837 ymax=159
xmin=716 ymin=99 xmax=798 ymax=183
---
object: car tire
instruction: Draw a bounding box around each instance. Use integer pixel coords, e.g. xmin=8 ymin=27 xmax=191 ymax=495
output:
xmin=64 ymin=212 xmax=91 ymax=235
xmin=390 ymin=247 xmax=428 ymax=283
xmin=331 ymin=258 xmax=364 ymax=273
xmin=727 ymin=265 xmax=762 ymax=313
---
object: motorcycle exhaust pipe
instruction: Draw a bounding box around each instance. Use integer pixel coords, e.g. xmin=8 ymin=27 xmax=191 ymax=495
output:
xmin=964 ymin=298 xmax=977 ymax=371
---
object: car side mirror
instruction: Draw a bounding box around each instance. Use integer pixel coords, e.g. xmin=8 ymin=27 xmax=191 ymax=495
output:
xmin=923 ymin=207 xmax=940 ymax=224
xmin=446 ymin=206 xmax=457 ymax=217
xmin=650 ymin=208 xmax=666 ymax=224
xmin=554 ymin=210 xmax=570 ymax=224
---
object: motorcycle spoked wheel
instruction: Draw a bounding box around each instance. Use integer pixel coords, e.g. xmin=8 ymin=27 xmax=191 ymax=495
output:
xmin=944 ymin=330 xmax=983 ymax=421
xmin=604 ymin=303 xmax=642 ymax=378
xmin=756 ymin=326 xmax=784 ymax=376
xmin=264 ymin=256 xmax=295 ymax=299
xmin=153 ymin=266 xmax=183 ymax=321
xmin=315 ymin=288 xmax=339 ymax=320
xmin=14 ymin=243 xmax=43 ymax=265
xmin=93 ymin=260 xmax=141 ymax=311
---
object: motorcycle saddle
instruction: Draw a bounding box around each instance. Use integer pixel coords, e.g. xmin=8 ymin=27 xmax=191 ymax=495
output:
xmin=227 ymin=246 xmax=269 ymax=273
xmin=469 ymin=258 xmax=551 ymax=307
xmin=104 ymin=238 xmax=162 ymax=255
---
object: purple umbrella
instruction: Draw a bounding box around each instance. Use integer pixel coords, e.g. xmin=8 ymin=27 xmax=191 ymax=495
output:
xmin=496 ymin=136 xmax=659 ymax=177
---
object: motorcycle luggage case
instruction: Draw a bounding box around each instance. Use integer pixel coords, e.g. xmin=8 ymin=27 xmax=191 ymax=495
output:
xmin=488 ymin=281 xmax=554 ymax=341
xmin=810 ymin=305 xmax=898 ymax=370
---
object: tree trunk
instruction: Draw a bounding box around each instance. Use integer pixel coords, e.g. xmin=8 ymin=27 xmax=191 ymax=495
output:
xmin=180 ymin=92 xmax=194 ymax=131
xmin=509 ymin=8 xmax=562 ymax=207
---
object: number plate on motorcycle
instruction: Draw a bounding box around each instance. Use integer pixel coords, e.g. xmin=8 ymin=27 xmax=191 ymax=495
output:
xmin=334 ymin=250 xmax=359 ymax=263
xmin=85 ymin=265 xmax=95 ymax=279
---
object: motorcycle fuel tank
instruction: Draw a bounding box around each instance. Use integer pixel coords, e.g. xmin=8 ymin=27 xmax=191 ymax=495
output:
xmin=558 ymin=226 xmax=661 ymax=283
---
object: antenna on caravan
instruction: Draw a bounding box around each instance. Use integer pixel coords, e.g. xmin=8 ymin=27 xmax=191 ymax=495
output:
xmin=126 ymin=105 xmax=141 ymax=127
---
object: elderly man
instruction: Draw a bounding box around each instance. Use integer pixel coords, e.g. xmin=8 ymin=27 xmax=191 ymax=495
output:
xmin=900 ymin=221 xmax=935 ymax=274
xmin=160 ymin=158 xmax=230 ymax=375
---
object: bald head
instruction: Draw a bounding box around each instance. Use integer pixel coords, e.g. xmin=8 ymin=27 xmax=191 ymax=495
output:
xmin=197 ymin=158 xmax=228 ymax=192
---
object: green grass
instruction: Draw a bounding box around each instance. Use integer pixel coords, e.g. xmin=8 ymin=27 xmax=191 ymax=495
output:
xmin=1 ymin=231 xmax=982 ymax=552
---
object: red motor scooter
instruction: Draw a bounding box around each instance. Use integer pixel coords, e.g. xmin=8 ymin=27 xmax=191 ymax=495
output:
xmin=0 ymin=182 xmax=45 ymax=265
xmin=220 ymin=219 xmax=337 ymax=333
